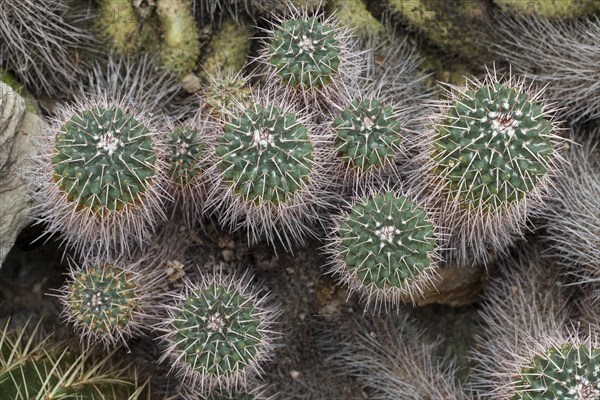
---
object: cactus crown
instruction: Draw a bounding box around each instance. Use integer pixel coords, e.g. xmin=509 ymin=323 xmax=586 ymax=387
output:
xmin=65 ymin=264 xmax=139 ymax=338
xmin=338 ymin=191 xmax=436 ymax=290
xmin=513 ymin=344 xmax=600 ymax=400
xmin=267 ymin=16 xmax=341 ymax=89
xmin=216 ymin=103 xmax=313 ymax=205
xmin=431 ymin=81 xmax=554 ymax=213
xmin=51 ymin=105 xmax=156 ymax=213
xmin=334 ymin=98 xmax=402 ymax=173
xmin=167 ymin=126 xmax=204 ymax=186
xmin=170 ymin=278 xmax=265 ymax=381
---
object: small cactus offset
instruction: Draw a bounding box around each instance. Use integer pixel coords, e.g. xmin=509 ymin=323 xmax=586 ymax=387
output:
xmin=165 ymin=120 xmax=209 ymax=225
xmin=32 ymin=95 xmax=169 ymax=260
xmin=331 ymin=96 xmax=404 ymax=187
xmin=205 ymin=88 xmax=334 ymax=250
xmin=202 ymin=69 xmax=252 ymax=120
xmin=157 ymin=272 xmax=279 ymax=392
xmin=57 ymin=260 xmax=157 ymax=347
xmin=413 ymin=70 xmax=564 ymax=264
xmin=325 ymin=190 xmax=442 ymax=309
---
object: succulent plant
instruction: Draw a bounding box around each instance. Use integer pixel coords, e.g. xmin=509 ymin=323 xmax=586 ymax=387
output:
xmin=0 ymin=0 xmax=96 ymax=96
xmin=32 ymin=96 xmax=169 ymax=260
xmin=204 ymin=89 xmax=334 ymax=250
xmin=331 ymin=97 xmax=404 ymax=187
xmin=258 ymin=6 xmax=360 ymax=108
xmin=325 ymin=190 xmax=442 ymax=309
xmin=412 ymin=71 xmax=563 ymax=264
xmin=0 ymin=319 xmax=149 ymax=399
xmin=202 ymin=68 xmax=252 ymax=120
xmin=157 ymin=272 xmax=279 ymax=392
xmin=57 ymin=261 xmax=153 ymax=347
xmin=165 ymin=120 xmax=209 ymax=225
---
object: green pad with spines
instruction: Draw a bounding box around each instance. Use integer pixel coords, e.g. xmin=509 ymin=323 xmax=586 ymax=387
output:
xmin=167 ymin=126 xmax=204 ymax=186
xmin=51 ymin=105 xmax=156 ymax=212
xmin=334 ymin=98 xmax=402 ymax=172
xmin=268 ymin=17 xmax=341 ymax=89
xmin=216 ymin=104 xmax=313 ymax=205
xmin=67 ymin=264 xmax=139 ymax=335
xmin=513 ymin=344 xmax=600 ymax=399
xmin=339 ymin=192 xmax=436 ymax=289
xmin=173 ymin=283 xmax=263 ymax=378
xmin=431 ymin=83 xmax=554 ymax=213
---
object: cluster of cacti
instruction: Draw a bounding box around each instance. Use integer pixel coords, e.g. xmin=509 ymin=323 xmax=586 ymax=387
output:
xmin=1 ymin=0 xmax=600 ymax=399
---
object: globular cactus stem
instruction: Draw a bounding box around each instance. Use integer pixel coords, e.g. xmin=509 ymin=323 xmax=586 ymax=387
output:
xmin=31 ymin=95 xmax=169 ymax=260
xmin=157 ymin=272 xmax=279 ymax=392
xmin=325 ymin=189 xmax=443 ymax=310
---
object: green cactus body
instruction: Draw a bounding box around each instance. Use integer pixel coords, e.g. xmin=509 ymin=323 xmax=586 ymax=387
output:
xmin=51 ymin=105 xmax=156 ymax=213
xmin=338 ymin=192 xmax=436 ymax=291
xmin=172 ymin=283 xmax=263 ymax=380
xmin=167 ymin=126 xmax=204 ymax=186
xmin=268 ymin=17 xmax=341 ymax=89
xmin=431 ymin=82 xmax=554 ymax=213
xmin=0 ymin=322 xmax=145 ymax=399
xmin=204 ymin=72 xmax=251 ymax=119
xmin=216 ymin=104 xmax=313 ymax=205
xmin=65 ymin=264 xmax=139 ymax=337
xmin=513 ymin=344 xmax=600 ymax=399
xmin=334 ymin=98 xmax=402 ymax=173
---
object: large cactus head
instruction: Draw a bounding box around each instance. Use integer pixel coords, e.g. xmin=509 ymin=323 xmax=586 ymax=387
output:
xmin=33 ymin=96 xmax=168 ymax=260
xmin=415 ymin=71 xmax=563 ymax=264
xmin=326 ymin=190 xmax=441 ymax=309
xmin=513 ymin=343 xmax=600 ymax=399
xmin=157 ymin=273 xmax=279 ymax=392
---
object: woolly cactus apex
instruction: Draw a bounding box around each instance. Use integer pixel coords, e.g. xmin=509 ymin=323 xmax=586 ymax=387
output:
xmin=204 ymin=88 xmax=335 ymax=251
xmin=31 ymin=95 xmax=169 ymax=261
xmin=157 ymin=272 xmax=279 ymax=392
xmin=324 ymin=189 xmax=443 ymax=310
xmin=0 ymin=319 xmax=150 ymax=399
xmin=412 ymin=70 xmax=564 ymax=265
xmin=258 ymin=4 xmax=361 ymax=107
xmin=328 ymin=314 xmax=472 ymax=400
xmin=164 ymin=118 xmax=209 ymax=226
xmin=331 ymin=96 xmax=405 ymax=189
xmin=56 ymin=257 xmax=163 ymax=348
xmin=485 ymin=15 xmax=600 ymax=124
xmin=0 ymin=0 xmax=96 ymax=96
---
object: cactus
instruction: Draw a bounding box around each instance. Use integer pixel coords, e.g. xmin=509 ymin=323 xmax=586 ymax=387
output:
xmin=164 ymin=120 xmax=209 ymax=225
xmin=157 ymin=273 xmax=279 ymax=392
xmin=202 ymin=68 xmax=252 ymax=120
xmin=259 ymin=6 xmax=359 ymax=108
xmin=58 ymin=262 xmax=148 ymax=347
xmin=412 ymin=71 xmax=563 ymax=264
xmin=32 ymin=96 xmax=169 ymax=260
xmin=325 ymin=190 xmax=441 ymax=309
xmin=332 ymin=97 xmax=404 ymax=187
xmin=0 ymin=319 xmax=149 ymax=399
xmin=513 ymin=343 xmax=600 ymax=399
xmin=205 ymin=89 xmax=333 ymax=250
